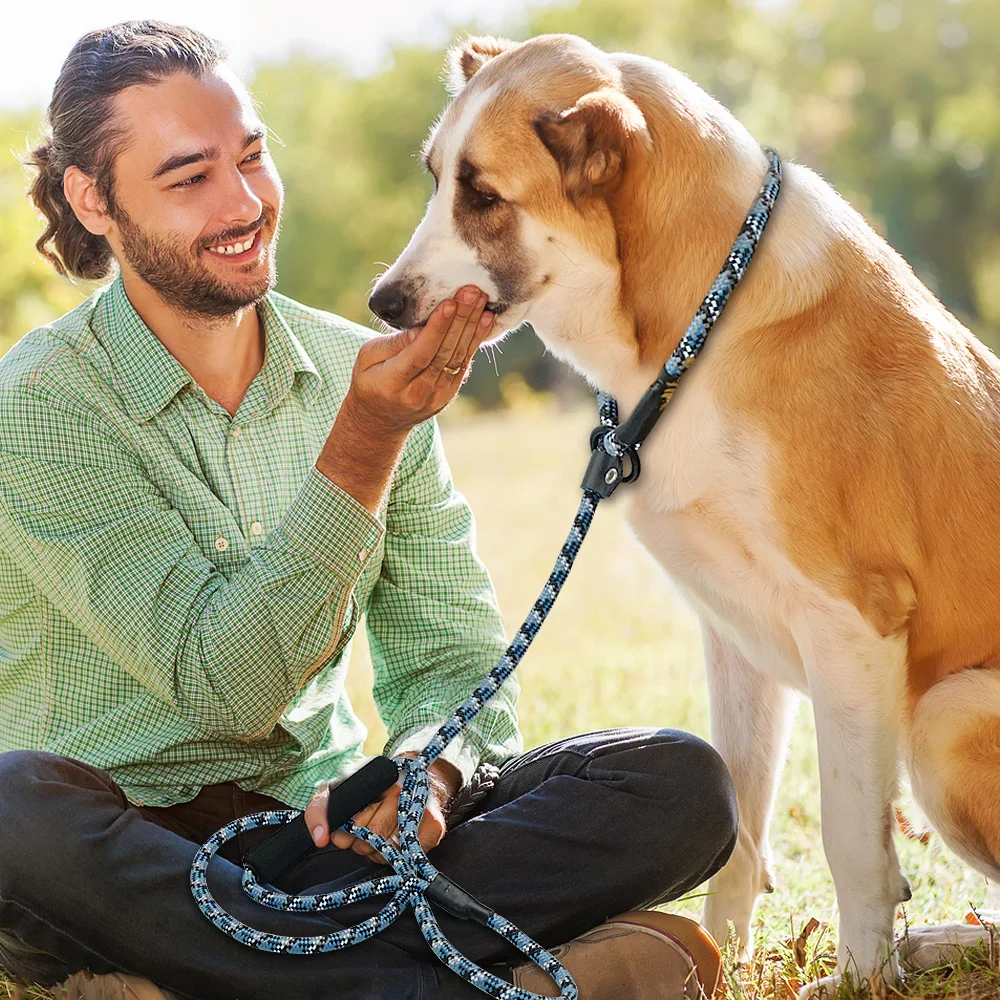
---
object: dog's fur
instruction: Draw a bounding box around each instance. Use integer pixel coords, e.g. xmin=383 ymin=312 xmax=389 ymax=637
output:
xmin=369 ymin=33 xmax=1000 ymax=994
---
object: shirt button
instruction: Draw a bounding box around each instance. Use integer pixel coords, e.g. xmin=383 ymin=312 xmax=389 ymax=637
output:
xmin=250 ymin=521 xmax=264 ymax=536
xmin=358 ymin=548 xmax=367 ymax=562
xmin=215 ymin=535 xmax=229 ymax=552
xmin=231 ymin=426 xmax=241 ymax=439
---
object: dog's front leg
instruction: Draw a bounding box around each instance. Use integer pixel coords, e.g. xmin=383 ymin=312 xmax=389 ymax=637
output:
xmin=700 ymin=622 xmax=798 ymax=961
xmin=796 ymin=619 xmax=907 ymax=998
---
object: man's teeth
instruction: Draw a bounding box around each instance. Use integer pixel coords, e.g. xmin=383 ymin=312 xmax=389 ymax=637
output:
xmin=207 ymin=236 xmax=255 ymax=255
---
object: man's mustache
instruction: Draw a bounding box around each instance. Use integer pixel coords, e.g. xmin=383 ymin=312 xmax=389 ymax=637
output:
xmin=199 ymin=211 xmax=270 ymax=251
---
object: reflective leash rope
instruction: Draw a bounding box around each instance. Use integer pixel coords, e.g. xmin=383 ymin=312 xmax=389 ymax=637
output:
xmin=190 ymin=147 xmax=782 ymax=999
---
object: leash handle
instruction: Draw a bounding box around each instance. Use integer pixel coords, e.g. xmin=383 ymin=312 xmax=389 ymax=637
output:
xmin=242 ymin=756 xmax=400 ymax=884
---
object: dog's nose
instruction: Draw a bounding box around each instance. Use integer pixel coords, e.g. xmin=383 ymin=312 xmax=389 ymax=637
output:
xmin=368 ymin=285 xmax=407 ymax=326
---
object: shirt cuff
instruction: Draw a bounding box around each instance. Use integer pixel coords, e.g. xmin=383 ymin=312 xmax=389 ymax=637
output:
xmin=281 ymin=465 xmax=385 ymax=579
xmin=384 ymin=722 xmax=481 ymax=789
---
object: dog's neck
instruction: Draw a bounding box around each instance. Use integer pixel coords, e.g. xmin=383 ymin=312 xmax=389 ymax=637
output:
xmin=531 ymin=148 xmax=844 ymax=417
xmin=524 ymin=140 xmax=778 ymax=414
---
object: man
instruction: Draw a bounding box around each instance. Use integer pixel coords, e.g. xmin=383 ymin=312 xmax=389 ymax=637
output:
xmin=0 ymin=20 xmax=738 ymax=1000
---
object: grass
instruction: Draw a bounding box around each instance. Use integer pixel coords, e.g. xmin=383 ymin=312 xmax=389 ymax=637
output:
xmin=3 ymin=396 xmax=999 ymax=999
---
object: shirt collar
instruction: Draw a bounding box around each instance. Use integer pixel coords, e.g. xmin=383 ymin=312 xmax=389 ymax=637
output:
xmin=92 ymin=274 xmax=323 ymax=424
xmin=255 ymin=294 xmax=324 ymax=415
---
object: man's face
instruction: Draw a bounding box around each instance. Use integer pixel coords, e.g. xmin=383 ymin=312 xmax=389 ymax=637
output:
xmin=104 ymin=65 xmax=283 ymax=318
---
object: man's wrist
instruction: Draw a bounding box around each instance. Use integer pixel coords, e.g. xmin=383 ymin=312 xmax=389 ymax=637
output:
xmin=315 ymin=393 xmax=408 ymax=514
xmin=429 ymin=757 xmax=462 ymax=799
xmin=397 ymin=751 xmax=462 ymax=801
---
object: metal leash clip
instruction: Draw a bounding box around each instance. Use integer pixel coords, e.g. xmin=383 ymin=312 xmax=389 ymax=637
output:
xmin=581 ymin=427 xmax=640 ymax=499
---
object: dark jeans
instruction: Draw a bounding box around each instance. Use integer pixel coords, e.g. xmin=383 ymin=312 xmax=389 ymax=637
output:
xmin=0 ymin=728 xmax=737 ymax=1000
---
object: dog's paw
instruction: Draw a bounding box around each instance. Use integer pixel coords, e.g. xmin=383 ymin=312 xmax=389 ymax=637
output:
xmin=797 ymin=973 xmax=840 ymax=999
xmin=798 ymin=973 xmax=898 ymax=999
xmin=897 ymin=922 xmax=993 ymax=970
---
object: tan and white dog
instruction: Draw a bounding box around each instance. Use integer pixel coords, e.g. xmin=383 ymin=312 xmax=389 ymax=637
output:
xmin=368 ymin=32 xmax=1000 ymax=996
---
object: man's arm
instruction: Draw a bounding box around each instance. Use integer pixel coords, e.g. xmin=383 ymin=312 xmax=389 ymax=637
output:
xmin=368 ymin=414 xmax=521 ymax=785
xmin=303 ymin=415 xmax=520 ymax=862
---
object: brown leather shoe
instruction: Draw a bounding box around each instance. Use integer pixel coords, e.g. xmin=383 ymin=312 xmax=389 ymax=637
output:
xmin=512 ymin=911 xmax=723 ymax=999
xmin=50 ymin=969 xmax=182 ymax=1000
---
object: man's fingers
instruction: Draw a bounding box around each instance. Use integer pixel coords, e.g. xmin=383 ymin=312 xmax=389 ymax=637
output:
xmin=355 ymin=328 xmax=417 ymax=370
xmin=351 ymin=801 xmax=380 ymax=830
xmin=443 ymin=299 xmax=495 ymax=378
xmin=384 ymin=298 xmax=459 ymax=380
xmin=425 ymin=287 xmax=486 ymax=378
xmin=385 ymin=285 xmax=490 ymax=384
xmin=454 ymin=309 xmax=496 ymax=380
xmin=331 ymin=829 xmax=356 ymax=850
xmin=418 ymin=809 xmax=447 ymax=854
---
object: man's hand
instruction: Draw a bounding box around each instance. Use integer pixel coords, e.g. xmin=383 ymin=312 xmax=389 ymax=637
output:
xmin=303 ymin=753 xmax=462 ymax=864
xmin=315 ymin=285 xmax=494 ymax=513
xmin=348 ymin=285 xmax=495 ymax=438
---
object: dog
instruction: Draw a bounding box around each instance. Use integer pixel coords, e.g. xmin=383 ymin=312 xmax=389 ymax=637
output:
xmin=367 ymin=32 xmax=1000 ymax=996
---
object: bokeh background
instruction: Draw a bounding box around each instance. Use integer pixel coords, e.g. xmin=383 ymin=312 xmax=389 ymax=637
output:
xmin=2 ymin=1 xmax=999 ymax=995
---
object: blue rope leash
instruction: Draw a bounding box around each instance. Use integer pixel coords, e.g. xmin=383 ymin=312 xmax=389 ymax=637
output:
xmin=190 ymin=147 xmax=783 ymax=999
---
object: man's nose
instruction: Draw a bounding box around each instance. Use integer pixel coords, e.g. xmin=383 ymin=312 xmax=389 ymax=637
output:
xmin=368 ymin=284 xmax=408 ymax=326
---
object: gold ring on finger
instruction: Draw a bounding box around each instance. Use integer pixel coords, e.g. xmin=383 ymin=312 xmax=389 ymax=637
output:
xmin=442 ymin=364 xmax=462 ymax=376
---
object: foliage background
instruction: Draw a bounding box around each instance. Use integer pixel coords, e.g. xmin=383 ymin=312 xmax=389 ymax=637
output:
xmin=1 ymin=0 xmax=997 ymax=406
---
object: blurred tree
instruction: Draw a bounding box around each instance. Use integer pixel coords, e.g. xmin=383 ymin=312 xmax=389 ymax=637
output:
xmin=0 ymin=0 xmax=997 ymax=401
xmin=768 ymin=0 xmax=1000 ymax=338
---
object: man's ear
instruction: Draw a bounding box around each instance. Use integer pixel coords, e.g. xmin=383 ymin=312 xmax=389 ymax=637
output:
xmin=532 ymin=89 xmax=650 ymax=204
xmin=63 ymin=164 xmax=112 ymax=236
xmin=445 ymin=35 xmax=519 ymax=97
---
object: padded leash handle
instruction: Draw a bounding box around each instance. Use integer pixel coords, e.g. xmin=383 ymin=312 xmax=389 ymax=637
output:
xmin=242 ymin=756 xmax=400 ymax=884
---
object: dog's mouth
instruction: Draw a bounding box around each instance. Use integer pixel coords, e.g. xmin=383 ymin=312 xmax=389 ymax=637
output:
xmin=413 ymin=301 xmax=509 ymax=329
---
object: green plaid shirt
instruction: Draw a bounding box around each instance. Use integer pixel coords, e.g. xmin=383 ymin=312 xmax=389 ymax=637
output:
xmin=0 ymin=275 xmax=521 ymax=811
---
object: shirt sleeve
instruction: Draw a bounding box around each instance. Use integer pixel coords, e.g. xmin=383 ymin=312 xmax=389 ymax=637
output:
xmin=0 ymin=386 xmax=384 ymax=741
xmin=366 ymin=417 xmax=523 ymax=787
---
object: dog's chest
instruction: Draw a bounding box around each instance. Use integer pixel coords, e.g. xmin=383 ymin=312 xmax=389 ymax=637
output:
xmin=623 ymin=380 xmax=809 ymax=690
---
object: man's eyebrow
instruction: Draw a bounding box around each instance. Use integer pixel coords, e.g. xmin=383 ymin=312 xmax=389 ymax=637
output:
xmin=151 ymin=128 xmax=267 ymax=180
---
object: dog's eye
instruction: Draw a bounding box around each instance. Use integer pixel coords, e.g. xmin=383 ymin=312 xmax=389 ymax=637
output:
xmin=458 ymin=174 xmax=501 ymax=210
xmin=470 ymin=187 xmax=500 ymax=209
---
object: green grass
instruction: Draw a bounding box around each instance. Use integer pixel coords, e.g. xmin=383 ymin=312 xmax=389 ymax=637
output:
xmin=3 ymin=398 xmax=999 ymax=999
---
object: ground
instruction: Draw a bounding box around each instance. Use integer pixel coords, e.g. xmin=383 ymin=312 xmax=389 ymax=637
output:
xmin=3 ymin=397 xmax=998 ymax=999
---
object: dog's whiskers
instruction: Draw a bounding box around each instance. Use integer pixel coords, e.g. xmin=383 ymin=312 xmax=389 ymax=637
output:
xmin=367 ymin=264 xmax=391 ymax=292
xmin=369 ymin=313 xmax=395 ymax=336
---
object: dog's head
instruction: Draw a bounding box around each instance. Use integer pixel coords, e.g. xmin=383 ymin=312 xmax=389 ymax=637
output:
xmin=367 ymin=33 xmax=652 ymax=351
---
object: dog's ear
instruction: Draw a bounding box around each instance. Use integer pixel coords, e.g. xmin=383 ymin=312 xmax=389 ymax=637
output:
xmin=446 ymin=36 xmax=518 ymax=97
xmin=533 ymin=89 xmax=650 ymax=203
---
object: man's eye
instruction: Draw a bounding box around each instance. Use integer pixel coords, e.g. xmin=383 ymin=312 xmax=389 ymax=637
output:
xmin=172 ymin=151 xmax=264 ymax=189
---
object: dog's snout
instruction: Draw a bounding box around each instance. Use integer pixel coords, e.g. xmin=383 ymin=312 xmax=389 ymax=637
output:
xmin=369 ymin=285 xmax=408 ymax=326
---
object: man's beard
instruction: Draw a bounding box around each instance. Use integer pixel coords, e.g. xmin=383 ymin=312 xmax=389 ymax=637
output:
xmin=112 ymin=205 xmax=280 ymax=318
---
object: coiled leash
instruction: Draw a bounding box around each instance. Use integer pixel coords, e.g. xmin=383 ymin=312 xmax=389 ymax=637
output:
xmin=190 ymin=147 xmax=783 ymax=997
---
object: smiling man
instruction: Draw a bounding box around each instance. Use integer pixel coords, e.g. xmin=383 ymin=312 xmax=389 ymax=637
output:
xmin=0 ymin=20 xmax=737 ymax=1000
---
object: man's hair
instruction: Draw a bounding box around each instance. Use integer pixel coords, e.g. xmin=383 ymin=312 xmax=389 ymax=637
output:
xmin=24 ymin=21 xmax=227 ymax=281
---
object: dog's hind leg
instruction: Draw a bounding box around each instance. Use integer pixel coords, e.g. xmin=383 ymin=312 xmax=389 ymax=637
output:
xmin=795 ymin=613 xmax=908 ymax=998
xmin=900 ymin=668 xmax=1000 ymax=971
xmin=700 ymin=622 xmax=798 ymax=962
